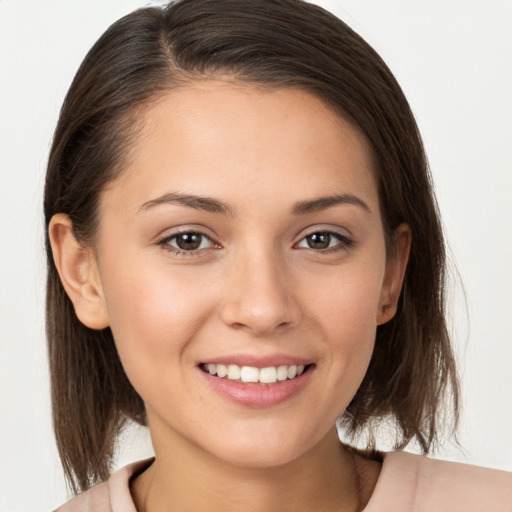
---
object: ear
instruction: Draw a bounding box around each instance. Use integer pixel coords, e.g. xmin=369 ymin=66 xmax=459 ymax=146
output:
xmin=48 ymin=213 xmax=110 ymax=330
xmin=377 ymin=223 xmax=411 ymax=325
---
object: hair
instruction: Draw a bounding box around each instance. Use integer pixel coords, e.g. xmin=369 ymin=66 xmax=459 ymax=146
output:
xmin=44 ymin=0 xmax=459 ymax=494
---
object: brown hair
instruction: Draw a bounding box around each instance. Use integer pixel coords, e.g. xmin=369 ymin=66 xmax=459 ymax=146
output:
xmin=44 ymin=0 xmax=459 ymax=494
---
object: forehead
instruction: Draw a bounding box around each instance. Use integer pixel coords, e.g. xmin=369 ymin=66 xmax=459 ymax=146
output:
xmin=107 ymin=82 xmax=378 ymax=216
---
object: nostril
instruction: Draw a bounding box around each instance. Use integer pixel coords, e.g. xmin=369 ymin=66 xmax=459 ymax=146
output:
xmin=218 ymin=269 xmax=302 ymax=335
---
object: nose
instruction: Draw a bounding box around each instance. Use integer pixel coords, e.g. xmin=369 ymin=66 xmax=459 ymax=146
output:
xmin=219 ymin=246 xmax=302 ymax=336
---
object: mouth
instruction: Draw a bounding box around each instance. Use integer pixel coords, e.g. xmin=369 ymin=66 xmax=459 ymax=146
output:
xmin=200 ymin=363 xmax=313 ymax=385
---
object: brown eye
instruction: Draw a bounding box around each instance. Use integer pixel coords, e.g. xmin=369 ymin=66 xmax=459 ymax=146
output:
xmin=296 ymin=231 xmax=353 ymax=252
xmin=305 ymin=232 xmax=332 ymax=249
xmin=160 ymin=231 xmax=214 ymax=253
xmin=175 ymin=232 xmax=203 ymax=250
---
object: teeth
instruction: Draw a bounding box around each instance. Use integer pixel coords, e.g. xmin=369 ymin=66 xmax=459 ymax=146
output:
xmin=259 ymin=366 xmax=277 ymax=384
xmin=287 ymin=365 xmax=298 ymax=379
xmin=240 ymin=366 xmax=259 ymax=383
xmin=204 ymin=363 xmax=308 ymax=384
xmin=276 ymin=365 xmax=288 ymax=381
xmin=216 ymin=364 xmax=227 ymax=378
xmin=227 ymin=364 xmax=241 ymax=380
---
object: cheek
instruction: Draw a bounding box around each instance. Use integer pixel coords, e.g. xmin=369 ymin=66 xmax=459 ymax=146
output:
xmin=99 ymin=258 xmax=212 ymax=389
xmin=306 ymin=256 xmax=385 ymax=386
xmin=312 ymin=255 xmax=385 ymax=335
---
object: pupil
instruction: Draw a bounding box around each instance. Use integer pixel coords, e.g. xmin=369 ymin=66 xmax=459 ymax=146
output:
xmin=307 ymin=232 xmax=330 ymax=249
xmin=177 ymin=233 xmax=201 ymax=250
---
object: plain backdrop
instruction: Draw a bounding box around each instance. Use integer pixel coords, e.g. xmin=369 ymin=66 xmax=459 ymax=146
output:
xmin=0 ymin=0 xmax=511 ymax=510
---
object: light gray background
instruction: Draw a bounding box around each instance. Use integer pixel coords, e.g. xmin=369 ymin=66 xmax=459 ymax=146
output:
xmin=0 ymin=1 xmax=511 ymax=510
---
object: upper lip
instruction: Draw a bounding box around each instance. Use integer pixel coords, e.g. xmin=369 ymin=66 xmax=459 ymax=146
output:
xmin=200 ymin=354 xmax=313 ymax=368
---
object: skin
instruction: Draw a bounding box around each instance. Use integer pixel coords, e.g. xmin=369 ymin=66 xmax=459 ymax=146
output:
xmin=50 ymin=83 xmax=410 ymax=511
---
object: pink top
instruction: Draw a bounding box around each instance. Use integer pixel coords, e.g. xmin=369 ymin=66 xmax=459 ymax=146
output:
xmin=56 ymin=451 xmax=512 ymax=511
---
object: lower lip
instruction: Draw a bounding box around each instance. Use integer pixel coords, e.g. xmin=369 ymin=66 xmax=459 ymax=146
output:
xmin=199 ymin=367 xmax=313 ymax=407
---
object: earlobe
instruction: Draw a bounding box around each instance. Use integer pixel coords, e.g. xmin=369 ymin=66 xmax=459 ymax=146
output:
xmin=377 ymin=223 xmax=411 ymax=325
xmin=49 ymin=214 xmax=110 ymax=330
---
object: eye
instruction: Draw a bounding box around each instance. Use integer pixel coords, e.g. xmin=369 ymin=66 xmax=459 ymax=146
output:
xmin=159 ymin=231 xmax=215 ymax=254
xmin=296 ymin=231 xmax=352 ymax=252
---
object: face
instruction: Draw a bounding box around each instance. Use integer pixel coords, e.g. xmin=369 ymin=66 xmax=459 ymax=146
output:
xmin=65 ymin=83 xmax=407 ymax=468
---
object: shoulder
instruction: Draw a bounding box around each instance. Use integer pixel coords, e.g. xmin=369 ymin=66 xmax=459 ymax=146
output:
xmin=364 ymin=451 xmax=512 ymax=512
xmin=414 ymin=453 xmax=512 ymax=509
xmin=54 ymin=458 xmax=154 ymax=512
xmin=54 ymin=481 xmax=111 ymax=512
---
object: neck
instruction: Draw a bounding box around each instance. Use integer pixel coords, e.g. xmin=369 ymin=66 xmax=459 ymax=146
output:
xmin=132 ymin=426 xmax=379 ymax=512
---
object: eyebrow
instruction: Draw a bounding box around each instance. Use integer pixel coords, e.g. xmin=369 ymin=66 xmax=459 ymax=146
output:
xmin=138 ymin=192 xmax=371 ymax=216
xmin=291 ymin=193 xmax=371 ymax=215
xmin=138 ymin=192 xmax=236 ymax=216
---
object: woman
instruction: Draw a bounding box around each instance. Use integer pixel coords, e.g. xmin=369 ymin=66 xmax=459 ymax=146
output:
xmin=44 ymin=0 xmax=511 ymax=510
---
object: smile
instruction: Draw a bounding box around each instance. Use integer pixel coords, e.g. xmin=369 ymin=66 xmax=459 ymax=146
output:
xmin=201 ymin=363 xmax=307 ymax=384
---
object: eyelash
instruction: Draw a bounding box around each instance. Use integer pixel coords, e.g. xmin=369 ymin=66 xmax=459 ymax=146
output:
xmin=295 ymin=231 xmax=354 ymax=253
xmin=157 ymin=231 xmax=218 ymax=257
xmin=157 ymin=230 xmax=354 ymax=256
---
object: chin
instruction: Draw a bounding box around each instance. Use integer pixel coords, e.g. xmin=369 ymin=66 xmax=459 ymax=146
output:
xmin=198 ymin=424 xmax=325 ymax=470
